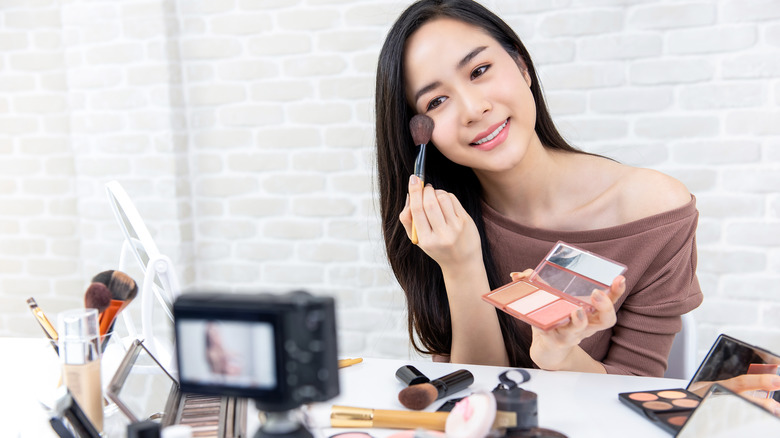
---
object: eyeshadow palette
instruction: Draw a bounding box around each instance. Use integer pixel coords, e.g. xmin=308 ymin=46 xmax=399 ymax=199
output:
xmin=482 ymin=241 xmax=627 ymax=330
xmin=618 ymin=389 xmax=702 ymax=434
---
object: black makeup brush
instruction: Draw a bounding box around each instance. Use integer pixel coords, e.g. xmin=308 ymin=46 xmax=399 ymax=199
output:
xmin=107 ymin=270 xmax=138 ymax=303
xmin=398 ymin=369 xmax=474 ymax=410
xmin=91 ymin=270 xmax=114 ymax=287
xmin=84 ymin=283 xmax=112 ymax=314
xmin=409 ymin=114 xmax=434 ymax=245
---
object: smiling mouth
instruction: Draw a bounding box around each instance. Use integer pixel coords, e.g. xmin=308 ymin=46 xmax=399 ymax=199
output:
xmin=470 ymin=119 xmax=509 ymax=146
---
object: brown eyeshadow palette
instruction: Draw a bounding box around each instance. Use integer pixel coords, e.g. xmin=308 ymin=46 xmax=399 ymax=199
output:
xmin=482 ymin=241 xmax=626 ymax=330
xmin=618 ymin=389 xmax=701 ymax=434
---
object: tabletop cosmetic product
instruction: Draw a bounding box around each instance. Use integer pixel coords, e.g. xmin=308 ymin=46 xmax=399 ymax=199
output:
xmin=397 ymin=369 xmax=474 ymax=410
xmin=107 ymin=338 xmax=246 ymax=438
xmin=330 ymin=406 xmax=450 ymax=431
xmin=42 ymin=385 xmax=101 ymax=438
xmin=492 ymin=369 xmax=538 ymax=431
xmin=482 ymin=241 xmax=627 ymax=330
xmin=619 ymin=333 xmax=780 ymax=434
xmin=395 ymin=365 xmax=430 ymax=387
xmin=444 ymin=392 xmax=497 ymax=438
xmin=26 ymin=297 xmax=59 ymax=354
xmin=58 ymin=308 xmax=104 ymax=432
xmin=675 ymin=383 xmax=780 ymax=438
xmin=617 ymin=389 xmax=701 ymax=434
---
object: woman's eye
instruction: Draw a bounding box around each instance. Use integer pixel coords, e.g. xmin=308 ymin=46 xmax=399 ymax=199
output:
xmin=471 ymin=64 xmax=490 ymax=80
xmin=426 ymin=96 xmax=446 ymax=111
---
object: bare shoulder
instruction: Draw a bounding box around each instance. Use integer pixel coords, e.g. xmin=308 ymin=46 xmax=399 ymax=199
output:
xmin=617 ymin=167 xmax=692 ymax=222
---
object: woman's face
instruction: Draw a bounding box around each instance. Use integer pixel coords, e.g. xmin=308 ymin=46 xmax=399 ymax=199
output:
xmin=403 ymin=18 xmax=537 ymax=173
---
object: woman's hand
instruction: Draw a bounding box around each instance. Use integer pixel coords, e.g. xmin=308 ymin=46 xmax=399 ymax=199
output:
xmin=529 ymin=275 xmax=626 ymax=372
xmin=400 ymin=175 xmax=482 ymax=271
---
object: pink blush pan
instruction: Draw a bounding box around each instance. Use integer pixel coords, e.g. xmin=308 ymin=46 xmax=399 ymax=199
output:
xmin=527 ymin=299 xmax=579 ymax=328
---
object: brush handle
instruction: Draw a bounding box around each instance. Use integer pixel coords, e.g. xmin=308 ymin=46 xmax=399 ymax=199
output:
xmin=410 ymin=143 xmax=428 ymax=245
xmin=373 ymin=408 xmax=448 ymax=431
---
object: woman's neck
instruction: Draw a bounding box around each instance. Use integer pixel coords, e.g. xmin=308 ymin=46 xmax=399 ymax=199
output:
xmin=475 ymin=137 xmax=584 ymax=228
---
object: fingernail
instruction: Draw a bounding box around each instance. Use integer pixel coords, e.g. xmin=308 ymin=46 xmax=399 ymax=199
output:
xmin=592 ymin=290 xmax=604 ymax=302
xmin=405 ymin=194 xmax=409 ymax=206
xmin=620 ymin=277 xmax=626 ymax=287
xmin=576 ymin=309 xmax=585 ymax=320
xmin=410 ymin=174 xmax=418 ymax=185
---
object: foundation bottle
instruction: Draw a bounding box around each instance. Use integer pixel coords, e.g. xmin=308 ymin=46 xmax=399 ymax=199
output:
xmin=59 ymin=308 xmax=104 ymax=432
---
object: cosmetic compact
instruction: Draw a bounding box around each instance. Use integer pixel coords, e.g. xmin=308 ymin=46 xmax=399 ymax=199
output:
xmin=619 ymin=334 xmax=780 ymax=434
xmin=107 ymin=338 xmax=246 ymax=437
xmin=675 ymin=383 xmax=780 ymax=437
xmin=482 ymin=241 xmax=626 ymax=330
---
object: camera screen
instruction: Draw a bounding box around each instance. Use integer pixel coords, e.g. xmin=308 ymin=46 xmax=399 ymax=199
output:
xmin=176 ymin=319 xmax=276 ymax=390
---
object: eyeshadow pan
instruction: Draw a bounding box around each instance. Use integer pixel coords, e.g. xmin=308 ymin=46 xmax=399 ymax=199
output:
xmin=672 ymin=398 xmax=699 ymax=408
xmin=643 ymin=401 xmax=673 ymax=411
xmin=507 ymin=289 xmax=558 ymax=315
xmin=628 ymin=392 xmax=658 ymax=402
xmin=665 ymin=415 xmax=688 ymax=427
xmin=657 ymin=390 xmax=687 ymax=399
xmin=487 ymin=281 xmax=539 ymax=306
xmin=527 ymin=299 xmax=579 ymax=326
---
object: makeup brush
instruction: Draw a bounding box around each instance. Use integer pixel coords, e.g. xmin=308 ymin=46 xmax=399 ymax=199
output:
xmin=91 ymin=270 xmax=114 ymax=287
xmin=398 ymin=369 xmax=474 ymax=411
xmin=409 ymin=114 xmax=434 ymax=245
xmin=26 ymin=297 xmax=59 ymax=354
xmin=84 ymin=283 xmax=112 ymax=314
xmin=98 ymin=270 xmax=139 ymax=350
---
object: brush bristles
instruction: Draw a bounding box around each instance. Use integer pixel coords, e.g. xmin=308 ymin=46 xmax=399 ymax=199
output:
xmin=410 ymin=114 xmax=434 ymax=146
xmin=91 ymin=270 xmax=114 ymax=287
xmin=398 ymin=382 xmax=439 ymax=410
xmin=85 ymin=283 xmax=113 ymax=313
xmin=108 ymin=270 xmax=138 ymax=301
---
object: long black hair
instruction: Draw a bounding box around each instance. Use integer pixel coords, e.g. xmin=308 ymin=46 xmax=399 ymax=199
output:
xmin=375 ymin=0 xmax=581 ymax=367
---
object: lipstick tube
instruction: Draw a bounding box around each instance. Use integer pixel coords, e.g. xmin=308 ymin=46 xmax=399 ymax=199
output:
xmin=58 ymin=308 xmax=103 ymax=432
xmin=330 ymin=405 xmax=449 ymax=431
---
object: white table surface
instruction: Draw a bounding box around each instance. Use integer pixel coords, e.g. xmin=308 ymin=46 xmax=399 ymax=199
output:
xmin=2 ymin=337 xmax=687 ymax=438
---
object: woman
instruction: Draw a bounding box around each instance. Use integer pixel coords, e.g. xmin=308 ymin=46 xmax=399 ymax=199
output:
xmin=375 ymin=0 xmax=703 ymax=376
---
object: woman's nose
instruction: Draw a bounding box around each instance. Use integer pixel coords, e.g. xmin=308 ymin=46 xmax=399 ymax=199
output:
xmin=459 ymin=87 xmax=491 ymax=126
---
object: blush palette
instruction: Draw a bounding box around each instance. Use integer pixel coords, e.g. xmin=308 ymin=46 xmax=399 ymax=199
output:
xmin=482 ymin=241 xmax=626 ymax=330
xmin=618 ymin=389 xmax=701 ymax=434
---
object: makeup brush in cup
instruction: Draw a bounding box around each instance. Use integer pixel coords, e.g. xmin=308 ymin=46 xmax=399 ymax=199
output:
xmin=91 ymin=270 xmax=138 ymax=350
xmin=398 ymin=369 xmax=474 ymax=411
xmin=409 ymin=114 xmax=434 ymax=245
xmin=84 ymin=283 xmax=112 ymax=314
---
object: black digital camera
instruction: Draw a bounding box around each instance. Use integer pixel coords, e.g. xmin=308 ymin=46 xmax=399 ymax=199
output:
xmin=172 ymin=291 xmax=339 ymax=413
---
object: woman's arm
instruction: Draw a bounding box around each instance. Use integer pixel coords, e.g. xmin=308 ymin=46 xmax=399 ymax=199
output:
xmin=402 ymin=175 xmax=508 ymax=366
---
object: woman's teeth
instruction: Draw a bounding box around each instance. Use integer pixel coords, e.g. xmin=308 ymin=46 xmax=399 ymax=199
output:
xmin=472 ymin=120 xmax=508 ymax=145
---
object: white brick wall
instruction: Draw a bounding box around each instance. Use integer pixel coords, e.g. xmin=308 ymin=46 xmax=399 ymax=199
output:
xmin=1 ymin=0 xmax=779 ymax=364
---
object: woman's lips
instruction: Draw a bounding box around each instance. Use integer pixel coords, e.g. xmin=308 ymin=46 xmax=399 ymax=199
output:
xmin=470 ymin=118 xmax=510 ymax=151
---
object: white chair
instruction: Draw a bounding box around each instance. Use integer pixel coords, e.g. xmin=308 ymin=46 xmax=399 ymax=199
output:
xmin=664 ymin=312 xmax=697 ymax=380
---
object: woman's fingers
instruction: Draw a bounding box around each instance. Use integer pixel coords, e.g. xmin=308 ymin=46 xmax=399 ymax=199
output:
xmin=720 ymin=373 xmax=780 ymax=394
xmin=606 ymin=275 xmax=626 ymax=304
xmin=510 ymin=269 xmax=535 ymax=282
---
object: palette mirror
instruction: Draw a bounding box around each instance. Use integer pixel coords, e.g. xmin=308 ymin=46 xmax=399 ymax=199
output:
xmin=687 ymin=334 xmax=780 ymax=403
xmin=531 ymin=242 xmax=627 ymax=298
xmin=676 ymin=383 xmax=780 ymax=438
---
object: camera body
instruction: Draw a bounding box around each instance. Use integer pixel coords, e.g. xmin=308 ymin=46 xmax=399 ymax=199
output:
xmin=173 ymin=291 xmax=339 ymax=412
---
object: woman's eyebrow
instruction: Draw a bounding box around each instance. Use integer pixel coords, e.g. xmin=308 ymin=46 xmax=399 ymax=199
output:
xmin=413 ymin=46 xmax=489 ymax=104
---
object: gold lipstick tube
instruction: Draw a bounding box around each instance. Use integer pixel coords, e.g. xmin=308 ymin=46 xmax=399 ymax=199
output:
xmin=330 ymin=405 xmax=449 ymax=431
